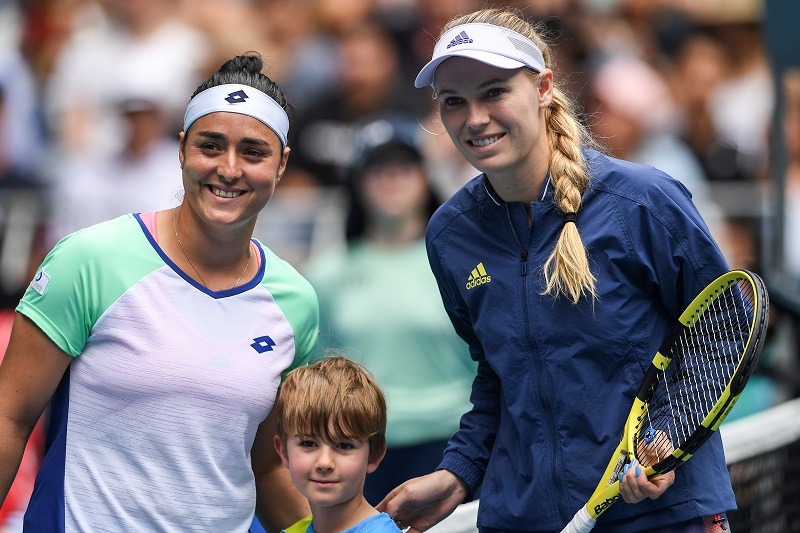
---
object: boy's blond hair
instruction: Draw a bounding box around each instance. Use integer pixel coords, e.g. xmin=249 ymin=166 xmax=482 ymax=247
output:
xmin=275 ymin=356 xmax=387 ymax=463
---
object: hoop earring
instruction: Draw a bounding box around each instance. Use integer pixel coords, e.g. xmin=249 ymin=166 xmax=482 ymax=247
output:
xmin=416 ymin=114 xmax=447 ymax=136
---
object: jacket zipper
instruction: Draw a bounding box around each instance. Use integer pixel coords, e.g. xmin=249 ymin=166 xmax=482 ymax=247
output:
xmin=505 ymin=204 xmax=569 ymax=523
xmin=505 ymin=206 xmax=529 ymax=277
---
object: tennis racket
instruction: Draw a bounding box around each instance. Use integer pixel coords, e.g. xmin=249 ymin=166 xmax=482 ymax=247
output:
xmin=559 ymin=269 xmax=769 ymax=533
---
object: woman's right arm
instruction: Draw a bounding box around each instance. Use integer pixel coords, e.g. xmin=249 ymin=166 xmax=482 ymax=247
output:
xmin=376 ymin=353 xmax=499 ymax=532
xmin=0 ymin=312 xmax=73 ymax=506
xmin=378 ymin=470 xmax=470 ymax=533
xmin=426 ymin=237 xmax=501 ymax=496
xmin=378 ymin=234 xmax=502 ymax=531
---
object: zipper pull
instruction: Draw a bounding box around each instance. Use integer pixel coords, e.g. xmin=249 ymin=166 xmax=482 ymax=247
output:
xmin=520 ymin=250 xmax=528 ymax=276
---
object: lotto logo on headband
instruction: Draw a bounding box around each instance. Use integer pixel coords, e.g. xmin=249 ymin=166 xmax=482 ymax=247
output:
xmin=224 ymin=90 xmax=249 ymax=104
xmin=183 ymin=83 xmax=290 ymax=148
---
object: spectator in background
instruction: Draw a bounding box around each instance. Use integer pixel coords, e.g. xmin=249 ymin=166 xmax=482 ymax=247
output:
xmin=672 ymin=29 xmax=740 ymax=182
xmin=304 ymin=117 xmax=476 ymax=506
xmin=0 ymin=22 xmax=49 ymax=530
xmin=45 ymin=67 xmax=182 ymax=246
xmin=0 ymin=79 xmax=49 ymax=312
xmin=42 ymin=0 xmax=210 ymax=158
xmin=312 ymin=0 xmax=377 ymax=39
xmin=0 ymin=75 xmax=48 ymax=533
xmin=665 ymin=12 xmax=770 ymax=272
xmin=0 ymin=45 xmax=46 ymax=178
xmin=244 ymin=0 xmax=379 ymax=113
xmin=781 ymin=69 xmax=800 ymax=283
xmin=405 ymin=0 xmax=482 ymax=74
xmin=582 ymin=53 xmax=731 ymax=258
xmin=286 ymin=18 xmax=426 ymax=188
xmin=366 ymin=0 xmax=486 ymax=201
xmin=699 ymin=14 xmax=772 ymax=184
xmin=257 ymin=0 xmax=340 ymax=110
xmin=720 ymin=67 xmax=800 ymax=422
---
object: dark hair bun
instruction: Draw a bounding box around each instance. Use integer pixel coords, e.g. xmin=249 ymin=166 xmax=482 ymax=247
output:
xmin=219 ymin=53 xmax=264 ymax=75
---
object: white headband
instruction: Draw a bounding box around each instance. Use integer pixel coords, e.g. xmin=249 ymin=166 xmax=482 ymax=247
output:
xmin=183 ymin=84 xmax=289 ymax=149
xmin=415 ymin=23 xmax=546 ymax=89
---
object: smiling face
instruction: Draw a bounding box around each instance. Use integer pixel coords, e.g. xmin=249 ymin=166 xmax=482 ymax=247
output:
xmin=276 ymin=429 xmax=381 ymax=512
xmin=178 ymin=111 xmax=290 ymax=233
xmin=434 ymin=57 xmax=554 ymax=200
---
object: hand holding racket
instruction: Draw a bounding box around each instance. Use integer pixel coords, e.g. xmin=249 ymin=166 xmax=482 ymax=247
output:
xmin=560 ymin=270 xmax=769 ymax=533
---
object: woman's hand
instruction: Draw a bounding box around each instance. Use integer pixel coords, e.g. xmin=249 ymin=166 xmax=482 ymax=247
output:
xmin=619 ymin=459 xmax=675 ymax=503
xmin=376 ymin=470 xmax=469 ymax=533
xmin=620 ymin=429 xmax=676 ymax=503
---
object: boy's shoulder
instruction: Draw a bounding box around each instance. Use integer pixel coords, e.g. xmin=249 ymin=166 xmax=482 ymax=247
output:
xmin=364 ymin=512 xmax=404 ymax=531
xmin=285 ymin=512 xmax=401 ymax=532
xmin=339 ymin=512 xmax=403 ymax=532
xmin=283 ymin=515 xmax=312 ymax=533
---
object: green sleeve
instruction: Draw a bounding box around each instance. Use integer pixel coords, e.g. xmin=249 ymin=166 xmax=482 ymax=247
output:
xmin=16 ymin=215 xmax=162 ymax=356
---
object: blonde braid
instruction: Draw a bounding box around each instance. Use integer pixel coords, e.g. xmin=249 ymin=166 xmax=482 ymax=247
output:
xmin=439 ymin=8 xmax=597 ymax=303
xmin=541 ymin=88 xmax=596 ymax=303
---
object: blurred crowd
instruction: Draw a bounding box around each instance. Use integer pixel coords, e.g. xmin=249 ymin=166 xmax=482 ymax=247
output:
xmin=1 ymin=0 xmax=800 ymax=529
xmin=0 ymin=0 xmax=783 ymax=283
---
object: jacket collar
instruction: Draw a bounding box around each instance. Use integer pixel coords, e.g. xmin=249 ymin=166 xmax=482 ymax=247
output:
xmin=476 ymin=172 xmax=554 ymax=216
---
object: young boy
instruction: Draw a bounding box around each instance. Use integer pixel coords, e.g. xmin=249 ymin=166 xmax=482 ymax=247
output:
xmin=274 ymin=356 xmax=403 ymax=533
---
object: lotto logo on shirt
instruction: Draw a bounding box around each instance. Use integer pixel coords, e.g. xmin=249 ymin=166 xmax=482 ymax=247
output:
xmin=250 ymin=335 xmax=276 ymax=354
xmin=31 ymin=269 xmax=51 ymax=295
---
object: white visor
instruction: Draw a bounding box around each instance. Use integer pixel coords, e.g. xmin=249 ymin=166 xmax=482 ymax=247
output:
xmin=183 ymin=84 xmax=289 ymax=149
xmin=414 ymin=23 xmax=546 ymax=89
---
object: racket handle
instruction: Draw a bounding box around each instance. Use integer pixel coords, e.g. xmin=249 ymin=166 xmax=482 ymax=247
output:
xmin=559 ymin=507 xmax=596 ymax=533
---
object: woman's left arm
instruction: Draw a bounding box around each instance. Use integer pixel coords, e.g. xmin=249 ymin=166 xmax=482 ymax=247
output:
xmin=640 ymin=173 xmax=731 ymax=315
xmin=251 ymin=408 xmax=310 ymax=533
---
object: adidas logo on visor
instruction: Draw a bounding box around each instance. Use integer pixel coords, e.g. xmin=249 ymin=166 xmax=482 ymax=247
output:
xmin=447 ymin=31 xmax=473 ymax=49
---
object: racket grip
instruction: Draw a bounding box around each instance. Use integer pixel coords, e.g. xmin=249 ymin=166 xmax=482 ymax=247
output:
xmin=559 ymin=507 xmax=596 ymax=533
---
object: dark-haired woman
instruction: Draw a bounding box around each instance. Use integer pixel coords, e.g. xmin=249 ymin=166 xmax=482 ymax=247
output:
xmin=0 ymin=54 xmax=318 ymax=532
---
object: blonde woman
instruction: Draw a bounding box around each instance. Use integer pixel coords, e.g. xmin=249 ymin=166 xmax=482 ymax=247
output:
xmin=378 ymin=8 xmax=735 ymax=533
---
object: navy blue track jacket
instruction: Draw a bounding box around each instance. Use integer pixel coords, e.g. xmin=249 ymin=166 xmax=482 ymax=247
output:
xmin=427 ymin=149 xmax=736 ymax=532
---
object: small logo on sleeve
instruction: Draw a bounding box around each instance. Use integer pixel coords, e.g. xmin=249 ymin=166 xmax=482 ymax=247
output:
xmin=31 ymin=269 xmax=51 ymax=295
xmin=466 ymin=262 xmax=491 ymax=290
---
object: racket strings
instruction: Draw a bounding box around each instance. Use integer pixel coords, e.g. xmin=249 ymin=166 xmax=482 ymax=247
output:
xmin=636 ymin=279 xmax=756 ymax=467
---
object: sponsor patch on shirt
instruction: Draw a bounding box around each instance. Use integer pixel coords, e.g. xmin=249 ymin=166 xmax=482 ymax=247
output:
xmin=31 ymin=269 xmax=51 ymax=295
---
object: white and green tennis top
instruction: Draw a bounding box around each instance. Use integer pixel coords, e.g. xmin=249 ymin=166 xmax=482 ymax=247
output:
xmin=16 ymin=213 xmax=319 ymax=532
